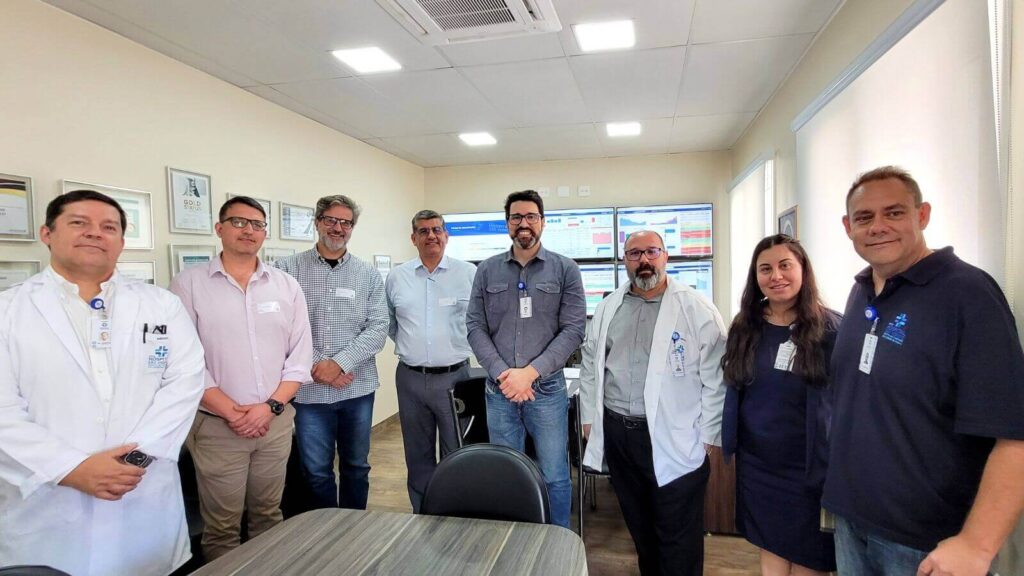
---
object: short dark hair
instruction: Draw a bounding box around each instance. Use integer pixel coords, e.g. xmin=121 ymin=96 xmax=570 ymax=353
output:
xmin=846 ymin=165 xmax=923 ymax=210
xmin=46 ymin=190 xmax=128 ymax=235
xmin=315 ymin=195 xmax=361 ymax=224
xmin=219 ymin=196 xmax=266 ymax=222
xmin=410 ymin=209 xmax=445 ymax=232
xmin=504 ymin=190 xmax=544 ymax=221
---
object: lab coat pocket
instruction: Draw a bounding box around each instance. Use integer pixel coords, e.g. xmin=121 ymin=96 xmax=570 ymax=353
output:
xmin=5 ymin=484 xmax=84 ymax=536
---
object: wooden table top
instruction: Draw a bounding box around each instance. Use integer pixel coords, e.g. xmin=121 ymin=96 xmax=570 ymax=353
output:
xmin=191 ymin=508 xmax=589 ymax=576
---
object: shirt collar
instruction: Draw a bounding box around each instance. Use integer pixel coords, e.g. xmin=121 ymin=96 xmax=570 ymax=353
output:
xmin=46 ymin=265 xmax=118 ymax=300
xmin=208 ymin=252 xmax=269 ymax=280
xmin=312 ymin=246 xmax=351 ymax=266
xmin=854 ymin=246 xmax=956 ymax=288
xmin=503 ymin=244 xmax=548 ymax=263
xmin=415 ymin=255 xmax=450 ymax=272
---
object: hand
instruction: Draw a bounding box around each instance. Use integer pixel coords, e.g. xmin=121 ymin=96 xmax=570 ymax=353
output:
xmin=327 ymin=372 xmax=355 ymax=389
xmin=917 ymin=535 xmax=995 ymax=576
xmin=704 ymin=443 xmax=718 ymax=457
xmin=59 ymin=444 xmax=146 ymax=500
xmin=583 ymin=424 xmax=591 ymax=441
xmin=229 ymin=403 xmax=274 ymax=438
xmin=497 ymin=367 xmax=539 ymax=402
xmin=312 ymin=360 xmax=344 ymax=385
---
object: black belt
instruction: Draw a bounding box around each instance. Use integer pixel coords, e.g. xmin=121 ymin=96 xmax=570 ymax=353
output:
xmin=605 ymin=409 xmax=648 ymax=430
xmin=401 ymin=359 xmax=469 ymax=375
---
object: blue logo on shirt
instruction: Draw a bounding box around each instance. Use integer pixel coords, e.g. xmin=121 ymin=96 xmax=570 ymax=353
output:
xmin=155 ymin=346 xmax=169 ymax=358
xmin=882 ymin=313 xmax=908 ymax=345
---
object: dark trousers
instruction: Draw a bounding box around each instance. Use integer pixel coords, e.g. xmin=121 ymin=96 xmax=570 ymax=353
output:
xmin=603 ymin=410 xmax=710 ymax=576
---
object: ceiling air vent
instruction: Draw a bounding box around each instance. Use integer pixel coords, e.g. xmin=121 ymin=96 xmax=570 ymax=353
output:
xmin=376 ymin=0 xmax=561 ymax=45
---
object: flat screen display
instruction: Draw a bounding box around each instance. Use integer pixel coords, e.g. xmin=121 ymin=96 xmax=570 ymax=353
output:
xmin=443 ymin=211 xmax=508 ymax=262
xmin=542 ymin=207 xmax=615 ymax=260
xmin=578 ymin=263 xmax=617 ymax=317
xmin=616 ymin=203 xmax=713 ymax=258
xmin=617 ymin=260 xmax=714 ymax=304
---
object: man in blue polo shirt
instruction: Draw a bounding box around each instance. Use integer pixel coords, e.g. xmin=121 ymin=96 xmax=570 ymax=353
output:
xmin=825 ymin=166 xmax=1024 ymax=575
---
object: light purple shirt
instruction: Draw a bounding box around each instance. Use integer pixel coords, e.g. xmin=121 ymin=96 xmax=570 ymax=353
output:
xmin=170 ymin=255 xmax=313 ymax=405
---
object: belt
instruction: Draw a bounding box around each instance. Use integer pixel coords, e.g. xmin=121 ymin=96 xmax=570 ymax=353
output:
xmin=605 ymin=408 xmax=648 ymax=430
xmin=401 ymin=359 xmax=469 ymax=375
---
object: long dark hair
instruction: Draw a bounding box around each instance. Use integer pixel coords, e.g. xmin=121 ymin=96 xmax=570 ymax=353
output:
xmin=722 ymin=234 xmax=834 ymax=388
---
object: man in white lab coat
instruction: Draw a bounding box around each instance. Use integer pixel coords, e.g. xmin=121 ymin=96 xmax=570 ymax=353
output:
xmin=0 ymin=190 xmax=206 ymax=576
xmin=581 ymin=230 xmax=727 ymax=576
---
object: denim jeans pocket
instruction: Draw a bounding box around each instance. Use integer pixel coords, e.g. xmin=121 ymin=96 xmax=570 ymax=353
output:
xmin=533 ymin=373 xmax=566 ymax=396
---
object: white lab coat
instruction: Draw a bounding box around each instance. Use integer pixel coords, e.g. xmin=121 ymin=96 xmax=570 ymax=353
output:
xmin=580 ymin=278 xmax=727 ymax=487
xmin=0 ymin=270 xmax=205 ymax=576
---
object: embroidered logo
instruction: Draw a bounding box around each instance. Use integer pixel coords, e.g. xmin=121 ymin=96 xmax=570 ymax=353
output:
xmin=882 ymin=313 xmax=908 ymax=346
xmin=148 ymin=345 xmax=169 ymax=369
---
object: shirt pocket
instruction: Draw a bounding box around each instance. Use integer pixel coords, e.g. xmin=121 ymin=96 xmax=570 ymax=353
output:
xmin=485 ymin=282 xmax=509 ymax=317
xmin=534 ymin=281 xmax=562 ymax=314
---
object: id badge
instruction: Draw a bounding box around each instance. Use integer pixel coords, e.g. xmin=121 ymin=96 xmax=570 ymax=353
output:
xmin=670 ymin=344 xmax=685 ymax=376
xmin=774 ymin=340 xmax=796 ymax=372
xmin=519 ymin=296 xmax=532 ymax=318
xmin=90 ymin=314 xmax=112 ymax=349
xmin=146 ymin=335 xmax=170 ymax=372
xmin=859 ymin=333 xmax=878 ymax=374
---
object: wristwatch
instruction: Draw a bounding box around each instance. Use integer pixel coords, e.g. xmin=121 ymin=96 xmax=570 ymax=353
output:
xmin=121 ymin=449 xmax=155 ymax=468
xmin=266 ymin=398 xmax=285 ymax=415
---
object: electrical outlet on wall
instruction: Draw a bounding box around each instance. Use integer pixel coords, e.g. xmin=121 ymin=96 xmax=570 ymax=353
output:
xmin=578 ymin=185 xmax=591 ymax=197
xmin=537 ymin=187 xmax=550 ymax=197
xmin=557 ymin=185 xmax=570 ymax=198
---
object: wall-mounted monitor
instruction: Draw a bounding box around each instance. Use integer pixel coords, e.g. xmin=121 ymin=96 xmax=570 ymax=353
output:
xmin=616 ymin=203 xmax=713 ymax=258
xmin=579 ymin=263 xmax=617 ymax=317
xmin=443 ymin=211 xmax=508 ymax=262
xmin=542 ymin=207 xmax=616 ymax=260
xmin=617 ymin=260 xmax=714 ymax=304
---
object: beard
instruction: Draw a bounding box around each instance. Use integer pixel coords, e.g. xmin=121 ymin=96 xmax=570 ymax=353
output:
xmin=512 ymin=227 xmax=538 ymax=250
xmin=629 ymin=263 xmax=663 ymax=291
xmin=319 ymin=230 xmax=348 ymax=253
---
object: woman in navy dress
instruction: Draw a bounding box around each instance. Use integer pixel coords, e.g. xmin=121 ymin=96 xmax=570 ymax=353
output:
xmin=721 ymin=234 xmax=841 ymax=575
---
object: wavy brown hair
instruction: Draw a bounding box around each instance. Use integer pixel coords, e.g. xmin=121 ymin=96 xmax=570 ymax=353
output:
xmin=722 ymin=235 xmax=835 ymax=388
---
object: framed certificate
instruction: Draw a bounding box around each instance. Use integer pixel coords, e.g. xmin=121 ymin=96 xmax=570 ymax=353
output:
xmin=63 ymin=180 xmax=154 ymax=250
xmin=169 ymin=244 xmax=217 ymax=277
xmin=0 ymin=260 xmax=41 ymax=290
xmin=0 ymin=174 xmax=35 ymax=241
xmin=280 ymin=202 xmax=315 ymax=242
xmin=116 ymin=261 xmax=157 ymax=284
xmin=227 ymin=194 xmax=272 ymax=238
xmin=167 ymin=167 xmax=213 ymax=235
xmin=261 ymin=246 xmax=296 ymax=266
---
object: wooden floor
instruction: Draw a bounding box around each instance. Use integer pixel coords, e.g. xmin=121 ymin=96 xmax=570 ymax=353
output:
xmin=366 ymin=416 xmax=761 ymax=576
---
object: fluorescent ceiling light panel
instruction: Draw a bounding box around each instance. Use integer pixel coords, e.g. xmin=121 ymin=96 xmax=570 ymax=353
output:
xmin=606 ymin=122 xmax=642 ymax=137
xmin=459 ymin=132 xmax=497 ymax=146
xmin=331 ymin=47 xmax=401 ymax=74
xmin=573 ymin=20 xmax=636 ymax=52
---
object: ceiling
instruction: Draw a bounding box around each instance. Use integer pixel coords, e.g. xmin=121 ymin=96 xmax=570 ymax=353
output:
xmin=42 ymin=0 xmax=842 ymax=167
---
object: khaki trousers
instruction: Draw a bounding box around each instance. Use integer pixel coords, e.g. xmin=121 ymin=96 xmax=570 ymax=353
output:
xmin=186 ymin=404 xmax=294 ymax=561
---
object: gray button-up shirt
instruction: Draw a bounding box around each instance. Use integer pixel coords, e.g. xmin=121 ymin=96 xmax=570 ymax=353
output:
xmin=467 ymin=246 xmax=586 ymax=380
xmin=603 ymin=291 xmax=663 ymax=417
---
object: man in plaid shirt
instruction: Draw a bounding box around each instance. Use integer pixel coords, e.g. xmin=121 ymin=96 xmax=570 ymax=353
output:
xmin=275 ymin=195 xmax=388 ymax=510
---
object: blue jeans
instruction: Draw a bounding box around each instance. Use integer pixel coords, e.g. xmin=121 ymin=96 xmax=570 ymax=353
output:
xmin=293 ymin=393 xmax=375 ymax=510
xmin=485 ymin=372 xmax=571 ymax=528
xmin=834 ymin=515 xmax=929 ymax=576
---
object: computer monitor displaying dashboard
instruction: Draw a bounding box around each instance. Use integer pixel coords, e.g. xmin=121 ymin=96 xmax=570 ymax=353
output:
xmin=578 ymin=263 xmax=617 ymax=316
xmin=442 ymin=211 xmax=508 ymax=262
xmin=616 ymin=203 xmax=713 ymax=258
xmin=617 ymin=260 xmax=714 ymax=304
xmin=443 ymin=207 xmax=617 ymax=262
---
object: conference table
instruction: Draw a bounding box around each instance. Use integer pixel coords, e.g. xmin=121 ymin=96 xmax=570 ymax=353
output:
xmin=191 ymin=508 xmax=589 ymax=576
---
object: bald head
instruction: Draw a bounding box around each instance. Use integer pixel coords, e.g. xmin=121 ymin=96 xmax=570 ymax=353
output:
xmin=624 ymin=230 xmax=666 ymax=251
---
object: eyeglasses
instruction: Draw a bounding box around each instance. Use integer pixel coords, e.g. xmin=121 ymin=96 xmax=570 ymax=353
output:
xmin=624 ymin=247 xmax=664 ymax=261
xmin=508 ymin=213 xmax=542 ymax=225
xmin=318 ymin=215 xmax=354 ymax=230
xmin=415 ymin=226 xmax=446 ymax=238
xmin=221 ymin=217 xmax=268 ymax=231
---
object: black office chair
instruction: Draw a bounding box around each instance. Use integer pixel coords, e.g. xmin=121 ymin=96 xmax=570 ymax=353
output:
xmin=0 ymin=567 xmax=71 ymax=576
xmin=448 ymin=374 xmax=489 ymax=448
xmin=421 ymin=443 xmax=550 ymax=524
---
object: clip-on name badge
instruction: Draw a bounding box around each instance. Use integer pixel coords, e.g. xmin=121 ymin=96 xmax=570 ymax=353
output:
xmin=774 ymin=340 xmax=796 ymax=372
xmin=670 ymin=331 xmax=685 ymax=376
xmin=859 ymin=306 xmax=880 ymax=374
xmin=89 ymin=298 xmax=112 ymax=349
xmin=518 ymin=281 xmax=532 ymax=319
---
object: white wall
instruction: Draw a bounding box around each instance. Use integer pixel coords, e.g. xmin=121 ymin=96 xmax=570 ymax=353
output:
xmin=0 ymin=0 xmax=426 ymax=425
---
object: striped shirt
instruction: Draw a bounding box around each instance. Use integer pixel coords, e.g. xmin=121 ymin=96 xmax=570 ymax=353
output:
xmin=274 ymin=247 xmax=388 ymax=404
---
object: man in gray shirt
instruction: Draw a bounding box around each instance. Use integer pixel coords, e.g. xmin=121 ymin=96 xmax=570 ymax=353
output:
xmin=466 ymin=189 xmax=586 ymax=528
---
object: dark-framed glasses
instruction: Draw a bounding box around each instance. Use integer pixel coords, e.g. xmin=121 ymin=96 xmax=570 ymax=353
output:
xmin=318 ymin=215 xmax=354 ymax=230
xmin=221 ymin=217 xmax=268 ymax=231
xmin=624 ymin=247 xmax=664 ymax=261
xmin=415 ymin=226 xmax=446 ymax=238
xmin=508 ymin=213 xmax=542 ymax=225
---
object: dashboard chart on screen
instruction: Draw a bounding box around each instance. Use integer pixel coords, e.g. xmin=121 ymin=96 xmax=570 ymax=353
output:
xmin=617 ymin=261 xmax=714 ymax=304
xmin=616 ymin=204 xmax=713 ymax=258
xmin=542 ymin=207 xmax=615 ymax=260
xmin=579 ymin=263 xmax=617 ymax=317
xmin=443 ymin=211 xmax=508 ymax=262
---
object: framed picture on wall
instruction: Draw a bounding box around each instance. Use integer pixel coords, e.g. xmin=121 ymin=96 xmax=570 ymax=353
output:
xmin=116 ymin=261 xmax=157 ymax=284
xmin=0 ymin=260 xmax=41 ymax=290
xmin=62 ymin=180 xmax=154 ymax=250
xmin=0 ymin=173 xmax=35 ymax=241
xmin=279 ymin=202 xmax=315 ymax=242
xmin=261 ymin=246 xmax=295 ymax=266
xmin=169 ymin=244 xmax=216 ymax=277
xmin=167 ymin=167 xmax=213 ymax=235
xmin=227 ymin=193 xmax=272 ymax=239
xmin=778 ymin=205 xmax=799 ymax=239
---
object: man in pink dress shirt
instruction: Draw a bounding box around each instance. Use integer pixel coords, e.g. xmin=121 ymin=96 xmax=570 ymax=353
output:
xmin=170 ymin=196 xmax=313 ymax=561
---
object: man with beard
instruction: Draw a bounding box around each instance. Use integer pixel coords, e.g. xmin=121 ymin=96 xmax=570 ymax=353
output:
xmin=579 ymin=230 xmax=727 ymax=575
xmin=275 ymin=195 xmax=388 ymax=510
xmin=466 ymin=189 xmax=586 ymax=528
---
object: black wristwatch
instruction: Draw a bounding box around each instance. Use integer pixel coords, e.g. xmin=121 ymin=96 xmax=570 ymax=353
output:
xmin=121 ymin=449 xmax=155 ymax=468
xmin=266 ymin=398 xmax=285 ymax=415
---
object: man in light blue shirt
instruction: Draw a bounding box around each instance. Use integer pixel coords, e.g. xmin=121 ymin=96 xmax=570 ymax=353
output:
xmin=386 ymin=209 xmax=477 ymax=512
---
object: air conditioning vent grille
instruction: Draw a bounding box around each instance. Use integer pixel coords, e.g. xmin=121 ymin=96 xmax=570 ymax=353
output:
xmin=420 ymin=0 xmax=515 ymax=31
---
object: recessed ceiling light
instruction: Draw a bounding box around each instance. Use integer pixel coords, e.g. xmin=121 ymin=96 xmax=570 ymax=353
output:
xmin=606 ymin=122 xmax=642 ymax=137
xmin=331 ymin=47 xmax=401 ymax=74
xmin=573 ymin=20 xmax=636 ymax=53
xmin=459 ymin=132 xmax=497 ymax=146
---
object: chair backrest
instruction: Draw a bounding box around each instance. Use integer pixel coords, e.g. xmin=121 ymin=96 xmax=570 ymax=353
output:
xmin=421 ymin=443 xmax=551 ymax=524
xmin=448 ymin=375 xmax=488 ymax=447
xmin=0 ymin=567 xmax=72 ymax=576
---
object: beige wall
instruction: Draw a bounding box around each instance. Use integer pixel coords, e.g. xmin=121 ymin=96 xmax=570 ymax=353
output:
xmin=425 ymin=152 xmax=733 ymax=306
xmin=0 ymin=0 xmax=426 ymax=425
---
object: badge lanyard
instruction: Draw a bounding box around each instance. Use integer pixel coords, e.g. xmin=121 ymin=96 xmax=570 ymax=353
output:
xmin=89 ymin=297 xmax=112 ymax=349
xmin=670 ymin=331 xmax=685 ymax=376
xmin=518 ymin=280 xmax=532 ymax=319
xmin=859 ymin=305 xmax=879 ymax=374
